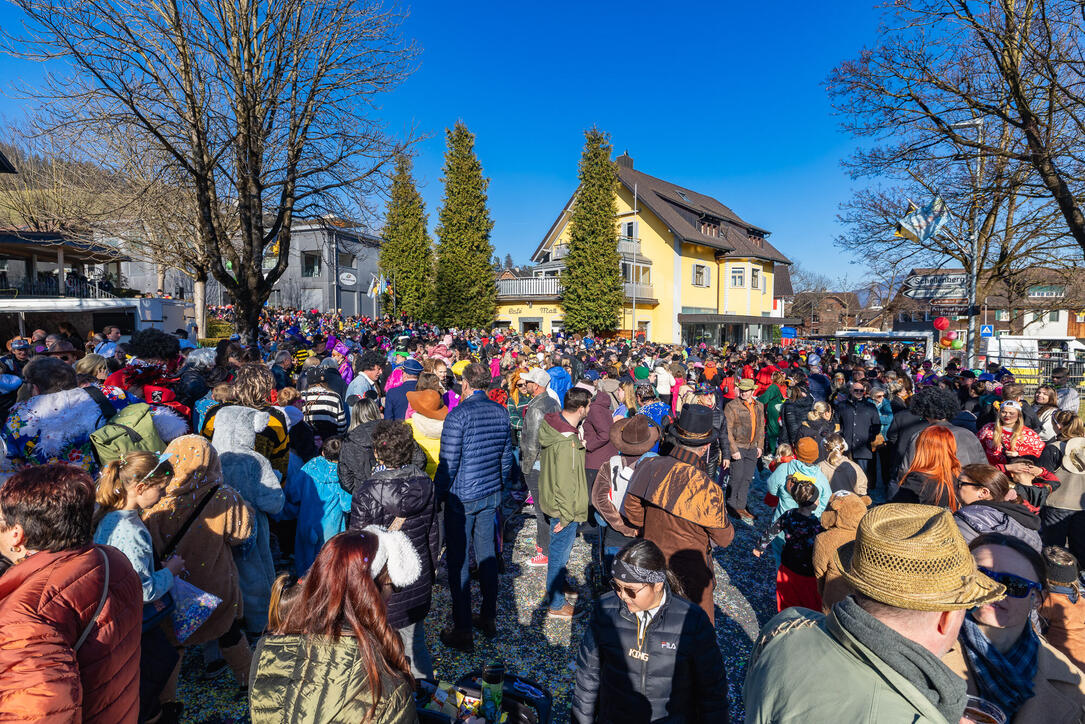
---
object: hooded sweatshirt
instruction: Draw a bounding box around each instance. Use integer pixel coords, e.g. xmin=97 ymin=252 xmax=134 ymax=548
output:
xmin=538 ymin=411 xmax=588 ymax=526
xmin=954 ymin=499 xmax=1042 ymax=552
xmin=812 ymin=493 xmax=870 ymax=612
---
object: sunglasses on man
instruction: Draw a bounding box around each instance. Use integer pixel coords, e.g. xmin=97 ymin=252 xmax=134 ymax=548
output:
xmin=976 ymin=565 xmax=1042 ymax=598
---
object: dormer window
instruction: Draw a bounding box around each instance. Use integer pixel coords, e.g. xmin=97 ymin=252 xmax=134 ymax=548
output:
xmin=700 ymin=220 xmax=720 ymax=238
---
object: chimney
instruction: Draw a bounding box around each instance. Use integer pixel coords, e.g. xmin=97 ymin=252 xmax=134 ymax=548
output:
xmin=616 ymin=151 xmax=633 ymax=169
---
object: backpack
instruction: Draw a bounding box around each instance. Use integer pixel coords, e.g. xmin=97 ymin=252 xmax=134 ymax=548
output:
xmin=86 ymin=387 xmax=166 ymax=465
xmin=608 ymin=451 xmax=657 ymax=510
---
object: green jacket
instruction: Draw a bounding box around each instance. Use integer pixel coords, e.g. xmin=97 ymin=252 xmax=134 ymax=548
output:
xmin=538 ymin=413 xmax=588 ymax=526
xmin=744 ymin=607 xmax=952 ymax=724
xmin=249 ymin=635 xmax=418 ymax=724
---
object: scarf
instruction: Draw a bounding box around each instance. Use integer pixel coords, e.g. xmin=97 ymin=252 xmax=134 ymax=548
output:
xmin=834 ymin=597 xmax=968 ymax=723
xmin=959 ymin=615 xmax=1038 ymax=718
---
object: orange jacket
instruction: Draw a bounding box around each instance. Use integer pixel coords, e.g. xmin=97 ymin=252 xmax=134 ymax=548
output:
xmin=0 ymin=544 xmax=141 ymax=722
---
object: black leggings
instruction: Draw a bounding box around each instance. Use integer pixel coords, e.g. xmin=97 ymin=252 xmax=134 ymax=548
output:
xmin=1041 ymin=507 xmax=1085 ymax=563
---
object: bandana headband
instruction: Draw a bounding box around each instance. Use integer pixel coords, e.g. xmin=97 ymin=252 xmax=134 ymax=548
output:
xmin=612 ymin=558 xmax=666 ymax=584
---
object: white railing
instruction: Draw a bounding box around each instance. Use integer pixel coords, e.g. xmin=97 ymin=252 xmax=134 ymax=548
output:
xmin=618 ymin=237 xmax=641 ymax=255
xmin=551 ymin=244 xmax=570 ymax=259
xmin=497 ymin=277 xmax=653 ymax=300
xmin=497 ymin=277 xmax=562 ymax=297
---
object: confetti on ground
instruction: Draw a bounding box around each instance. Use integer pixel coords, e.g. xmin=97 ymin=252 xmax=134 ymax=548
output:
xmin=177 ymin=473 xmax=780 ymax=723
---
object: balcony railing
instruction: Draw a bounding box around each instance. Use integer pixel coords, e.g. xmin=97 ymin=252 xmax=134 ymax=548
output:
xmin=497 ymin=277 xmax=562 ymax=297
xmin=0 ymin=279 xmax=119 ymax=299
xmin=497 ymin=276 xmax=654 ymax=300
xmin=618 ymin=237 xmax=642 ymax=255
xmin=551 ymin=244 xmax=570 ymax=260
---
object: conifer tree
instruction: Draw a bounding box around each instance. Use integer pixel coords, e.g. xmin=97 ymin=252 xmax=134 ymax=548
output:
xmin=561 ymin=128 xmax=622 ymax=335
xmin=433 ymin=121 xmax=496 ymax=328
xmin=379 ymin=152 xmax=433 ymax=320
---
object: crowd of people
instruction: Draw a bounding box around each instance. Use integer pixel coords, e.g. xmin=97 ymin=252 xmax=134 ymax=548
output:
xmin=1 ymin=306 xmax=1085 ymax=723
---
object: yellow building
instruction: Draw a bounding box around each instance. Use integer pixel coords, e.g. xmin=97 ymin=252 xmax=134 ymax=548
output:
xmin=494 ymin=152 xmax=796 ymax=344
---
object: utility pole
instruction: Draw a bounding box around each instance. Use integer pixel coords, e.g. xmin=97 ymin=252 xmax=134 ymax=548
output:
xmin=950 ymin=118 xmax=985 ymax=369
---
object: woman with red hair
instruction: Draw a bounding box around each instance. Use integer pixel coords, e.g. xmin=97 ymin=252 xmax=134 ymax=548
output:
xmin=248 ymin=530 xmax=417 ymax=723
xmin=891 ymin=425 xmax=962 ymax=510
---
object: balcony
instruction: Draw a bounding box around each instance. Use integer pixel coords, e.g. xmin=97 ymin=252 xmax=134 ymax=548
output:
xmin=0 ymin=278 xmax=119 ymax=299
xmin=497 ymin=277 xmax=562 ymax=298
xmin=497 ymin=276 xmax=655 ymax=303
xmin=618 ymin=237 xmax=642 ymax=255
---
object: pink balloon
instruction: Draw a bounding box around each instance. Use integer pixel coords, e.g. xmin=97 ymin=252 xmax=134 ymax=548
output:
xmin=945 ymin=330 xmax=958 ymax=340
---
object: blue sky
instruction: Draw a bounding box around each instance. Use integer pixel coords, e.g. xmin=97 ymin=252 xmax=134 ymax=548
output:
xmin=0 ymin=1 xmax=887 ymax=279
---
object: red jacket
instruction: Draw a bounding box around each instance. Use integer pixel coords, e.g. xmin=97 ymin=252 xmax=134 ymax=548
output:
xmin=0 ymin=545 xmax=141 ymax=723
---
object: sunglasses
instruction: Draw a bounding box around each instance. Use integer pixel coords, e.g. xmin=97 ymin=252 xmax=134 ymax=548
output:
xmin=976 ymin=565 xmax=1042 ymax=598
xmin=610 ymin=580 xmax=648 ymax=598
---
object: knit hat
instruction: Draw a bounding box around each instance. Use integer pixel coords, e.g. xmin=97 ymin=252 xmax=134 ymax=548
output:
xmin=633 ymin=366 xmax=650 ymax=380
xmin=451 ymin=359 xmax=470 ymax=376
xmin=795 ymin=437 xmax=819 ymax=464
xmin=835 ymin=503 xmax=1004 ymax=611
xmin=1043 ymin=546 xmax=1080 ymax=586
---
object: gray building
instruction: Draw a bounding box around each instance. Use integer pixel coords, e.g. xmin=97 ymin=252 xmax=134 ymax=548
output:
xmin=122 ymin=220 xmax=383 ymax=316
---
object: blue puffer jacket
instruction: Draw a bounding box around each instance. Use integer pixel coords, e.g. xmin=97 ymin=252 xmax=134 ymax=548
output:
xmin=548 ymin=366 xmax=572 ymax=408
xmin=435 ymin=391 xmax=514 ymax=503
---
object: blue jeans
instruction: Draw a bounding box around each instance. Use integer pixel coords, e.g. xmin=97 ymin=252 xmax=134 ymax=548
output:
xmin=545 ymin=519 xmax=578 ymax=610
xmin=444 ymin=490 xmax=501 ymax=632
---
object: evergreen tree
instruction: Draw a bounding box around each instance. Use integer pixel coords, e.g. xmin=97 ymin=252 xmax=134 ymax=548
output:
xmin=503 ymin=253 xmax=514 ymax=269
xmin=561 ymin=128 xmax=622 ymax=335
xmin=433 ymin=121 xmax=496 ymax=328
xmin=379 ymin=152 xmax=433 ymax=320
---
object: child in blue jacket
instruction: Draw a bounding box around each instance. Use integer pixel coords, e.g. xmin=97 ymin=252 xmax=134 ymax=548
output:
xmin=288 ymin=436 xmax=351 ymax=575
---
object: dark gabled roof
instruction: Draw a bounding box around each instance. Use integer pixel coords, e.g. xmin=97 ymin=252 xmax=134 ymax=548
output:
xmin=616 ymin=164 xmax=791 ymax=264
xmin=774 ymin=264 xmax=794 ymax=297
xmin=0 ymin=149 xmax=15 ymax=174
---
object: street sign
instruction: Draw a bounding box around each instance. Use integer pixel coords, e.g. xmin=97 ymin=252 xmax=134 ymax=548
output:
xmin=902 ymin=272 xmax=968 ymax=300
xmin=980 ymin=324 xmax=994 ymax=338
xmin=780 ymin=326 xmax=796 ymax=339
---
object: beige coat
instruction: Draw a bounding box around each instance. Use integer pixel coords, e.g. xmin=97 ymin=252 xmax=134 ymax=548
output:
xmin=143 ymin=435 xmax=254 ymax=645
xmin=943 ymin=637 xmax=1085 ymax=723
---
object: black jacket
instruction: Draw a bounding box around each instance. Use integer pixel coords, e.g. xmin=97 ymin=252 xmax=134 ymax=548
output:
xmin=834 ymin=397 xmax=881 ymax=460
xmin=571 ymin=589 xmax=728 ymax=724
xmin=780 ymin=394 xmax=814 ymax=447
xmin=338 ymin=421 xmax=426 ymax=493
xmin=886 ymin=407 xmax=925 ymax=479
xmin=176 ymin=367 xmax=210 ymax=410
xmin=348 ymin=464 xmax=439 ymax=629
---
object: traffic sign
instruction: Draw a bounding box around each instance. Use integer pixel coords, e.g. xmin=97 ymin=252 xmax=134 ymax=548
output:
xmin=980 ymin=325 xmax=994 ymax=338
xmin=780 ymin=326 xmax=796 ymax=339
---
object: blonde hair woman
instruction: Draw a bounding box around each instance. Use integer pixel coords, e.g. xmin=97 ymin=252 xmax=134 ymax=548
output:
xmin=817 ymin=433 xmax=867 ymax=495
xmin=979 ymin=400 xmax=1045 ymax=465
xmin=74 ymin=353 xmax=110 ymax=381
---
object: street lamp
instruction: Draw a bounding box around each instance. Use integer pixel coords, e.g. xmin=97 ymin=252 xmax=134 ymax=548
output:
xmin=949 ymin=118 xmax=985 ymax=368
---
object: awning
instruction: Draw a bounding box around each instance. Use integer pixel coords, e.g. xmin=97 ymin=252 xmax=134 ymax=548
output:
xmin=677 ymin=313 xmax=801 ymax=326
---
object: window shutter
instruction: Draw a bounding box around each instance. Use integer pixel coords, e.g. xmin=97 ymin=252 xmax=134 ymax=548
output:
xmin=691 ymin=265 xmax=697 ymax=285
xmin=706 ymin=266 xmax=711 ymax=286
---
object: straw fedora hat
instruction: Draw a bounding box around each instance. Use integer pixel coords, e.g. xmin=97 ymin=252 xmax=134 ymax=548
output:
xmin=1061 ymin=437 xmax=1085 ymax=475
xmin=609 ymin=415 xmax=660 ymax=456
xmin=406 ymin=389 xmax=448 ymax=420
xmin=834 ymin=503 xmax=1004 ymax=611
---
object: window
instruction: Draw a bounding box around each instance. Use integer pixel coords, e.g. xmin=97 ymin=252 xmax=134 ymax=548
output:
xmin=812 ymin=328 xmax=819 ymax=335
xmin=898 ymin=312 xmax=908 ymax=322
xmin=1050 ymin=310 xmax=1061 ymax=322
xmin=621 ymin=262 xmax=650 ymax=284
xmin=302 ymin=252 xmax=322 ymax=277
xmin=676 ymin=190 xmax=690 ymax=203
xmin=700 ymin=220 xmax=719 ymax=238
xmin=839 ymin=314 xmax=846 ymax=323
xmin=811 ymin=313 xmax=820 ymax=323
xmin=1032 ymin=311 xmax=1043 ymax=323
xmin=751 ymin=268 xmax=760 ymax=290
xmin=995 ymin=309 xmax=1009 ymax=321
xmin=692 ymin=264 xmax=710 ymax=287
xmin=730 ymin=267 xmax=744 ymax=287
xmin=338 ymin=253 xmax=354 ymax=268
xmin=621 ymin=221 xmax=638 ymax=239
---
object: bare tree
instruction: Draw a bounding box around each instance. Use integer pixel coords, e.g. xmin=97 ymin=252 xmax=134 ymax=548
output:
xmin=828 ymin=0 xmax=1085 ymax=259
xmin=8 ymin=0 xmax=417 ymax=343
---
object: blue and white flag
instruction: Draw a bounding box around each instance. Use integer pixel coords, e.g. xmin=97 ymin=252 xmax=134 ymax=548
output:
xmin=895 ymin=197 xmax=949 ymax=243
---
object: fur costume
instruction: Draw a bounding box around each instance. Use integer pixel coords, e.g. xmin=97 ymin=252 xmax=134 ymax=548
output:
xmin=211 ymin=406 xmax=285 ymax=633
